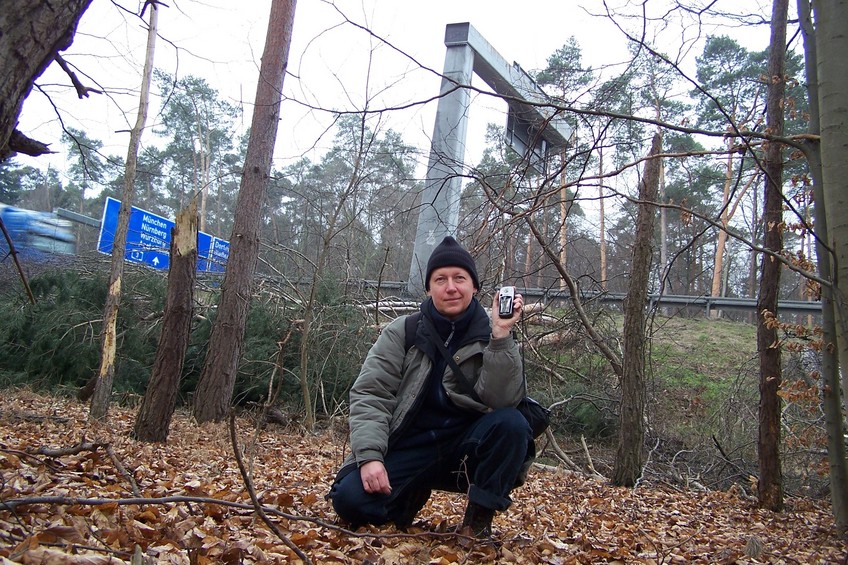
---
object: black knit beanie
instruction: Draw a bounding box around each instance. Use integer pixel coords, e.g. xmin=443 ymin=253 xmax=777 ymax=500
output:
xmin=424 ymin=236 xmax=479 ymax=290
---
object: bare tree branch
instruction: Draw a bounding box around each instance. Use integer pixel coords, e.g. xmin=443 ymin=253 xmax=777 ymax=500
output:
xmin=54 ymin=54 xmax=103 ymax=99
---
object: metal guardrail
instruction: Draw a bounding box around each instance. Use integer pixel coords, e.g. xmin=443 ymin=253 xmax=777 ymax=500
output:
xmin=53 ymin=207 xmax=822 ymax=317
xmin=356 ymin=280 xmax=822 ymax=316
xmin=609 ymin=292 xmax=819 ymax=315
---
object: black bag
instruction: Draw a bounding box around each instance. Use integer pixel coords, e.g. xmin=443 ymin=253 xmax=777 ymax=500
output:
xmin=517 ymin=396 xmax=551 ymax=438
xmin=411 ymin=313 xmax=551 ymax=439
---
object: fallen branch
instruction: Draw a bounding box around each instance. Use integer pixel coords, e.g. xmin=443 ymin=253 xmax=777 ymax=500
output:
xmin=228 ymin=412 xmax=313 ymax=565
xmin=27 ymin=439 xmax=141 ymax=497
xmin=581 ymin=435 xmax=605 ymax=480
xmin=543 ymin=428 xmax=583 ymax=473
xmin=0 ymin=494 xmax=250 ymax=512
xmin=524 ymin=356 xmax=568 ymax=384
xmin=35 ymin=440 xmax=106 ymax=457
xmin=0 ymin=447 xmax=61 ymax=471
xmin=634 ymin=437 xmax=662 ymax=491
xmin=0 ymin=490 xmax=454 ymax=542
xmin=664 ymin=449 xmax=709 ymax=492
xmin=6 ymin=492 xmax=433 ymax=542
xmin=2 ymin=411 xmax=69 ymax=424
xmin=9 ymin=546 xmax=129 ymax=565
xmin=0 ymin=216 xmax=36 ymax=304
xmin=711 ymin=434 xmax=749 ymax=477
xmin=106 ymin=444 xmax=141 ymax=497
xmin=0 ymin=493 xmax=327 ymax=524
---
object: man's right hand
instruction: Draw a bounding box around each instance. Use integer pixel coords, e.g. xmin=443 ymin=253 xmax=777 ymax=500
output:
xmin=360 ymin=460 xmax=392 ymax=495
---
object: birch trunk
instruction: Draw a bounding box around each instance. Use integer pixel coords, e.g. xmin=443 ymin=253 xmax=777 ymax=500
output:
xmin=808 ymin=0 xmax=848 ymax=535
xmin=90 ymin=2 xmax=158 ymax=420
xmin=814 ymin=0 xmax=848 ymax=412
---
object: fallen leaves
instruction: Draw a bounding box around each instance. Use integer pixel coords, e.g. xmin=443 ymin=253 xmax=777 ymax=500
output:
xmin=0 ymin=390 xmax=845 ymax=564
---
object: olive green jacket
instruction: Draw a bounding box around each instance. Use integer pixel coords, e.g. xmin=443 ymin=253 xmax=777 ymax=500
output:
xmin=344 ymin=308 xmax=524 ymax=470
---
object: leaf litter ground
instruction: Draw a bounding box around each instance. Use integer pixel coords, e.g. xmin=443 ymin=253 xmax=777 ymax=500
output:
xmin=0 ymin=391 xmax=844 ymax=564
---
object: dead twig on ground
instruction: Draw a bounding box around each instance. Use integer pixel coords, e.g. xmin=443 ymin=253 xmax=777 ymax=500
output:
xmin=543 ymin=428 xmax=583 ymax=473
xmin=35 ymin=440 xmax=106 ymax=457
xmin=228 ymin=412 xmax=313 ymax=565
xmin=105 ymin=443 xmax=141 ymax=497
xmin=581 ymin=435 xmax=605 ymax=480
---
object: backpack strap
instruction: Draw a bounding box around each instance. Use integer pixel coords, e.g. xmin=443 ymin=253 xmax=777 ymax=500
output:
xmin=404 ymin=311 xmax=421 ymax=352
xmin=419 ymin=314 xmax=483 ymax=404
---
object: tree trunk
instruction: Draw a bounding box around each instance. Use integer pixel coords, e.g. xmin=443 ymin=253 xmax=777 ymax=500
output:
xmin=805 ymin=0 xmax=848 ymax=534
xmin=658 ymin=157 xmax=667 ymax=302
xmin=193 ymin=106 xmax=211 ymax=234
xmin=812 ymin=185 xmax=848 ymax=535
xmin=90 ymin=2 xmax=159 ymax=420
xmin=0 ymin=0 xmax=92 ymax=158
xmin=523 ymin=232 xmax=533 ymax=288
xmin=710 ymin=146 xmax=734 ymax=314
xmin=612 ymin=132 xmax=662 ymax=487
xmin=747 ymin=188 xmax=760 ymax=323
xmin=133 ymin=201 xmax=197 ymax=442
xmin=598 ymin=145 xmax=607 ymax=291
xmin=755 ymin=0 xmax=788 ymax=512
xmin=814 ymin=0 xmax=848 ymax=414
xmin=193 ymin=0 xmax=296 ymax=423
xmin=711 ymin=148 xmax=759 ymax=316
xmin=559 ymin=148 xmax=568 ymax=292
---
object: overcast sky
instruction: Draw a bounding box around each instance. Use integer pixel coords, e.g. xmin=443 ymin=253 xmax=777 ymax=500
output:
xmin=16 ymin=0 xmax=774 ymax=185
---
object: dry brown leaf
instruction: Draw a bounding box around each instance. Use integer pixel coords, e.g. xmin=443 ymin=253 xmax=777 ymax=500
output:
xmin=1 ymin=391 xmax=844 ymax=564
xmin=18 ymin=547 xmax=126 ymax=564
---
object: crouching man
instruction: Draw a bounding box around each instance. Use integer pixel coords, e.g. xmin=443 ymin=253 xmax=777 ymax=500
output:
xmin=327 ymin=236 xmax=532 ymax=538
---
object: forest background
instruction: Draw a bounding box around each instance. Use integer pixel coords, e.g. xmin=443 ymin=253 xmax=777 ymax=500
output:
xmin=1 ymin=0 xmax=847 ymax=561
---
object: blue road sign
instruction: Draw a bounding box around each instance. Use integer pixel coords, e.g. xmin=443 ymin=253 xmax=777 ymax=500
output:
xmin=97 ymin=197 xmax=229 ymax=272
xmin=98 ymin=197 xmax=172 ymax=270
xmin=196 ymin=232 xmax=230 ymax=273
xmin=208 ymin=237 xmax=230 ymax=273
xmin=197 ymin=231 xmax=212 ymax=272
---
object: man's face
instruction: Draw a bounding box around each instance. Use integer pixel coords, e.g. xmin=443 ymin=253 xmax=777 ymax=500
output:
xmin=427 ymin=266 xmax=476 ymax=319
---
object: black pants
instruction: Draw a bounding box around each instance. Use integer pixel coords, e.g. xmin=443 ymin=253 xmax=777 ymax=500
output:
xmin=328 ymin=407 xmax=532 ymax=527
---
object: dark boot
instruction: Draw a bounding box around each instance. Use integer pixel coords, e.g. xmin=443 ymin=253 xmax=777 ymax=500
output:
xmin=459 ymin=501 xmax=495 ymax=538
xmin=394 ymin=488 xmax=431 ymax=529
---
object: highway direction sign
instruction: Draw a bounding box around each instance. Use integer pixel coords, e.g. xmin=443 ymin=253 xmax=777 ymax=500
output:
xmin=197 ymin=231 xmax=230 ymax=273
xmin=97 ymin=197 xmax=229 ymax=272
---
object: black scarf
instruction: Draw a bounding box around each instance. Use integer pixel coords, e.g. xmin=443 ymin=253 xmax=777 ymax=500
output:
xmin=394 ymin=297 xmax=487 ymax=449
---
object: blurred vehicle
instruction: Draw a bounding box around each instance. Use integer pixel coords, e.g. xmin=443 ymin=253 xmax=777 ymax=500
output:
xmin=0 ymin=203 xmax=76 ymax=260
